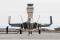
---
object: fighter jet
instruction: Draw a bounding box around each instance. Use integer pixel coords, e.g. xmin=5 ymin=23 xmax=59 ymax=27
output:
xmin=8 ymin=4 xmax=53 ymax=34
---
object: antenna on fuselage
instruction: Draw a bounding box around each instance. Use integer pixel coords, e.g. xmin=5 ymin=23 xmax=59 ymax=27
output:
xmin=36 ymin=15 xmax=40 ymax=28
xmin=37 ymin=15 xmax=40 ymax=23
xmin=20 ymin=16 xmax=23 ymax=23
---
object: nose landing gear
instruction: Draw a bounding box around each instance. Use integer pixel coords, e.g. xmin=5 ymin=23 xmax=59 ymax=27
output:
xmin=28 ymin=31 xmax=32 ymax=34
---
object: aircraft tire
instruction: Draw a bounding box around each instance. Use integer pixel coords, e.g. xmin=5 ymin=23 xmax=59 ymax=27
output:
xmin=28 ymin=31 xmax=30 ymax=34
xmin=28 ymin=31 xmax=32 ymax=34
xmin=38 ymin=30 xmax=41 ymax=34
xmin=30 ymin=31 xmax=32 ymax=34
xmin=20 ymin=29 xmax=22 ymax=34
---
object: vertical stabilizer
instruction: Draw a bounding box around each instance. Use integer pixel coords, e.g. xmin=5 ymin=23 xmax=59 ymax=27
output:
xmin=8 ymin=16 xmax=11 ymax=24
xmin=50 ymin=16 xmax=52 ymax=24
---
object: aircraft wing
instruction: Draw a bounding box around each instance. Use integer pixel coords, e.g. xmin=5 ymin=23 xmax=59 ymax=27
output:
xmin=40 ymin=24 xmax=51 ymax=27
xmin=8 ymin=16 xmax=22 ymax=27
xmin=38 ymin=16 xmax=53 ymax=27
xmin=9 ymin=23 xmax=22 ymax=27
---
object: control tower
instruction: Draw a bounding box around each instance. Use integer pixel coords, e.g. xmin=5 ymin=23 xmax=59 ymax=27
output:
xmin=27 ymin=4 xmax=33 ymax=22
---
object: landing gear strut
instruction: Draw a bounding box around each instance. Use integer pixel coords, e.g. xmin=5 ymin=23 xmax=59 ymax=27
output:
xmin=20 ymin=29 xmax=22 ymax=34
xmin=38 ymin=30 xmax=41 ymax=34
xmin=6 ymin=26 xmax=8 ymax=34
xmin=28 ymin=31 xmax=32 ymax=34
xmin=38 ymin=26 xmax=41 ymax=34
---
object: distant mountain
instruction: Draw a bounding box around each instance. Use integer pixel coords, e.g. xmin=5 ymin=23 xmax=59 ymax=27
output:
xmin=54 ymin=27 xmax=60 ymax=31
xmin=0 ymin=28 xmax=16 ymax=32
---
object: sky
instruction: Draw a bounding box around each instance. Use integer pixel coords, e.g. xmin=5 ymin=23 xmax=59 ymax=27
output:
xmin=0 ymin=0 xmax=60 ymax=30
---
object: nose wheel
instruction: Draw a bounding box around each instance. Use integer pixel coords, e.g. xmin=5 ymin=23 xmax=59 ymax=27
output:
xmin=28 ymin=31 xmax=32 ymax=34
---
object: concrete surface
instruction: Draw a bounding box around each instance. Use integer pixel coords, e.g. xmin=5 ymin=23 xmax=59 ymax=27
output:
xmin=0 ymin=32 xmax=60 ymax=40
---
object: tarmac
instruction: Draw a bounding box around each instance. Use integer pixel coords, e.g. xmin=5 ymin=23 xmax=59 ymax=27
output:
xmin=0 ymin=32 xmax=60 ymax=40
